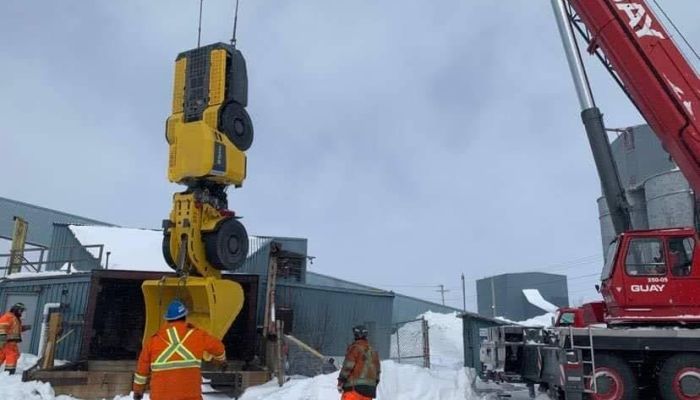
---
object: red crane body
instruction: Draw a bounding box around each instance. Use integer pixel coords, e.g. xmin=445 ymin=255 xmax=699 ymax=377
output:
xmin=566 ymin=0 xmax=700 ymax=324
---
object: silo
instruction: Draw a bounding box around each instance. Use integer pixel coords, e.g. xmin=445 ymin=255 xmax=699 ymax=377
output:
xmin=644 ymin=170 xmax=694 ymax=229
xmin=597 ymin=187 xmax=648 ymax=255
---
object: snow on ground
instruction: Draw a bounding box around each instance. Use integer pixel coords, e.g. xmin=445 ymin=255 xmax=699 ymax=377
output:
xmin=240 ymin=361 xmax=478 ymax=400
xmin=3 ymin=313 xmax=548 ymax=400
xmin=390 ymin=311 xmax=464 ymax=370
xmin=522 ymin=289 xmax=557 ymax=313
xmin=1 ymin=354 xmax=77 ymax=400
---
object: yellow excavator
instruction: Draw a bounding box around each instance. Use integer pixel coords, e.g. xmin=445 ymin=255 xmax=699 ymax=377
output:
xmin=142 ymin=43 xmax=254 ymax=341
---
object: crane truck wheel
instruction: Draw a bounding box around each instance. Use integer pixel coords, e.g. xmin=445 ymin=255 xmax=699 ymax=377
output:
xmin=203 ymin=217 xmax=249 ymax=271
xmin=219 ymin=101 xmax=254 ymax=151
xmin=590 ymin=354 xmax=638 ymax=400
xmin=162 ymin=233 xmax=177 ymax=271
xmin=658 ymin=354 xmax=700 ymax=400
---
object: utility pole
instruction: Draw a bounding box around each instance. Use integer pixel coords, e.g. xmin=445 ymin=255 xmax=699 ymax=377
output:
xmin=461 ymin=273 xmax=466 ymax=312
xmin=436 ymin=284 xmax=450 ymax=306
xmin=490 ymin=277 xmax=497 ymax=318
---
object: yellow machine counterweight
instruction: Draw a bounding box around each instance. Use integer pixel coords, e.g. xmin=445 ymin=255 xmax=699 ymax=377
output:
xmin=142 ymin=43 xmax=254 ymax=342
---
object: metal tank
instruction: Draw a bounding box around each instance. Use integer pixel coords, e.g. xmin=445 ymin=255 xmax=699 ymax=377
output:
xmin=644 ymin=169 xmax=694 ymax=229
xmin=597 ymin=187 xmax=648 ymax=252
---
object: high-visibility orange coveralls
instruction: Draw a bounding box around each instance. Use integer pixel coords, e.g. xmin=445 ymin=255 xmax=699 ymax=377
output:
xmin=133 ymin=321 xmax=226 ymax=400
xmin=0 ymin=311 xmax=23 ymax=372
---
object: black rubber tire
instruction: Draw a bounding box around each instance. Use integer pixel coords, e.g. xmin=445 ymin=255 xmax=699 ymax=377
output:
xmin=591 ymin=354 xmax=638 ymax=400
xmin=658 ymin=354 xmax=700 ymax=400
xmin=219 ymin=101 xmax=254 ymax=151
xmin=162 ymin=233 xmax=178 ymax=271
xmin=203 ymin=217 xmax=249 ymax=271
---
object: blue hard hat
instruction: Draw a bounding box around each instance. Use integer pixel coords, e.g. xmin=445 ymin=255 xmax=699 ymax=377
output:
xmin=164 ymin=300 xmax=188 ymax=321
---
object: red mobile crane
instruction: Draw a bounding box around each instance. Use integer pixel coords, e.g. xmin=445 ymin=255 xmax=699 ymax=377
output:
xmin=562 ymin=0 xmax=700 ymax=325
xmin=480 ymin=1 xmax=700 ymax=399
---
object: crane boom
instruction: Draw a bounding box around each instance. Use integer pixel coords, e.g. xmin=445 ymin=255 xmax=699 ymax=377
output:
xmin=568 ymin=0 xmax=700 ymax=196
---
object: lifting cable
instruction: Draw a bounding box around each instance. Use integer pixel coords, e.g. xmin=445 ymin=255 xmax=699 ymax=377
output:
xmin=197 ymin=0 xmax=204 ymax=48
xmin=230 ymin=0 xmax=240 ymax=48
xmin=650 ymin=0 xmax=700 ymax=62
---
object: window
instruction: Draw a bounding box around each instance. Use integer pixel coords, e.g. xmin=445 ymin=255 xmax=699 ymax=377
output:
xmin=625 ymin=238 xmax=667 ymax=276
xmin=669 ymin=237 xmax=695 ymax=277
xmin=601 ymin=239 xmax=619 ymax=280
xmin=558 ymin=312 xmax=575 ymax=326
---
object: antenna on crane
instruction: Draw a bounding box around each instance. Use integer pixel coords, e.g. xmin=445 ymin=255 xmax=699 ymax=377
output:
xmin=197 ymin=0 xmax=204 ymax=48
xmin=230 ymin=0 xmax=240 ymax=48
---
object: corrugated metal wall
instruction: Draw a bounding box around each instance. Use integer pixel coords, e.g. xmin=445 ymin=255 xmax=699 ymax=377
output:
xmin=273 ymin=281 xmax=394 ymax=358
xmin=0 ymin=196 xmax=111 ymax=246
xmin=0 ymin=274 xmax=92 ymax=361
xmin=461 ymin=313 xmax=506 ymax=368
xmin=477 ymin=273 xmax=569 ymax=321
xmin=48 ymin=225 xmax=102 ymax=271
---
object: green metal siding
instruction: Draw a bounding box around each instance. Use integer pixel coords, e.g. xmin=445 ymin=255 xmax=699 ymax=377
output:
xmin=461 ymin=313 xmax=507 ymax=369
xmin=272 ymin=281 xmax=394 ymax=358
xmin=0 ymin=274 xmax=92 ymax=361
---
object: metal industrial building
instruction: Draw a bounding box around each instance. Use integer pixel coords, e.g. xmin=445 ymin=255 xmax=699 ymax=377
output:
xmin=597 ymin=124 xmax=694 ymax=254
xmin=0 ymin=197 xmax=459 ymax=363
xmin=476 ymin=272 xmax=569 ymax=321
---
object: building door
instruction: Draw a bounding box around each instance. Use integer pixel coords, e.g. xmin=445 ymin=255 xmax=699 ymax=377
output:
xmin=4 ymin=293 xmax=38 ymax=353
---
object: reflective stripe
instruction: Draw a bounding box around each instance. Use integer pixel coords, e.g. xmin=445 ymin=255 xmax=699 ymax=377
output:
xmin=133 ymin=373 xmax=148 ymax=385
xmin=212 ymin=352 xmax=226 ymax=361
xmin=151 ymin=359 xmax=202 ymax=371
xmin=151 ymin=327 xmax=199 ymax=372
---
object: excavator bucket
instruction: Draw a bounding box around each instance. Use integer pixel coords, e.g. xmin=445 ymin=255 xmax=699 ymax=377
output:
xmin=141 ymin=276 xmax=244 ymax=343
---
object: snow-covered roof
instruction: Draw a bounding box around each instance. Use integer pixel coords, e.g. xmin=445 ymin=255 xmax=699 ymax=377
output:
xmin=68 ymin=225 xmax=272 ymax=273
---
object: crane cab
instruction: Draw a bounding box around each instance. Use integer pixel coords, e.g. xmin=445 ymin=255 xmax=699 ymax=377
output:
xmin=600 ymin=227 xmax=700 ymax=324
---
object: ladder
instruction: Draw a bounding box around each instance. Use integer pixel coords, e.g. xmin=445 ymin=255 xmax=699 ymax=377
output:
xmin=567 ymin=326 xmax=597 ymax=394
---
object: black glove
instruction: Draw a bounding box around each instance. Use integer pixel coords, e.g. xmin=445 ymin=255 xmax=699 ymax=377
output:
xmin=133 ymin=392 xmax=144 ymax=400
xmin=220 ymin=361 xmax=229 ymax=372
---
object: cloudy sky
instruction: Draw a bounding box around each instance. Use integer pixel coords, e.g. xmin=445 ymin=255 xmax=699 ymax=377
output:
xmin=1 ymin=1 xmax=698 ymax=310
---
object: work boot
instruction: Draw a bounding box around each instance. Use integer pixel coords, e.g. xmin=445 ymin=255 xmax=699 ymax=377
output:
xmin=6 ymin=368 xmax=16 ymax=375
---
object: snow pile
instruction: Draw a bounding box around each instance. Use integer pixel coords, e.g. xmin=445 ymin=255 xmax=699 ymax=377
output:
xmin=240 ymin=360 xmax=478 ymax=400
xmin=522 ymin=289 xmax=557 ymax=313
xmin=0 ymin=354 xmax=78 ymax=400
xmin=422 ymin=311 xmax=464 ymax=370
xmin=390 ymin=311 xmax=464 ymax=370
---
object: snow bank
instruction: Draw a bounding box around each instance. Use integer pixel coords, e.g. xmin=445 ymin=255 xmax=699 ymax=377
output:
xmin=422 ymin=311 xmax=464 ymax=370
xmin=2 ymin=270 xmax=74 ymax=280
xmin=522 ymin=289 xmax=557 ymax=313
xmin=240 ymin=361 xmax=478 ymax=400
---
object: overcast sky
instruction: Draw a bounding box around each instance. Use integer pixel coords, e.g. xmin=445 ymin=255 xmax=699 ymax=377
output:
xmin=1 ymin=1 xmax=698 ymax=311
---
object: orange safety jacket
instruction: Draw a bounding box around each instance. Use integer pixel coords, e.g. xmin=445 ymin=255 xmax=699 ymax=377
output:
xmin=0 ymin=312 xmax=22 ymax=342
xmin=133 ymin=321 xmax=226 ymax=400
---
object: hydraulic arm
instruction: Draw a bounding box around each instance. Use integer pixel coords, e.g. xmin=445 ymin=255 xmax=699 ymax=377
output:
xmin=142 ymin=43 xmax=254 ymax=341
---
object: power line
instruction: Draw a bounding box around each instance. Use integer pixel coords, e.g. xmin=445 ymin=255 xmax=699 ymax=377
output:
xmin=650 ymin=0 xmax=700 ymax=62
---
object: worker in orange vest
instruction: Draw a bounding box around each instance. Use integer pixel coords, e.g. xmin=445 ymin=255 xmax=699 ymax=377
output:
xmin=337 ymin=325 xmax=381 ymax=400
xmin=0 ymin=302 xmax=31 ymax=375
xmin=132 ymin=300 xmax=227 ymax=400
